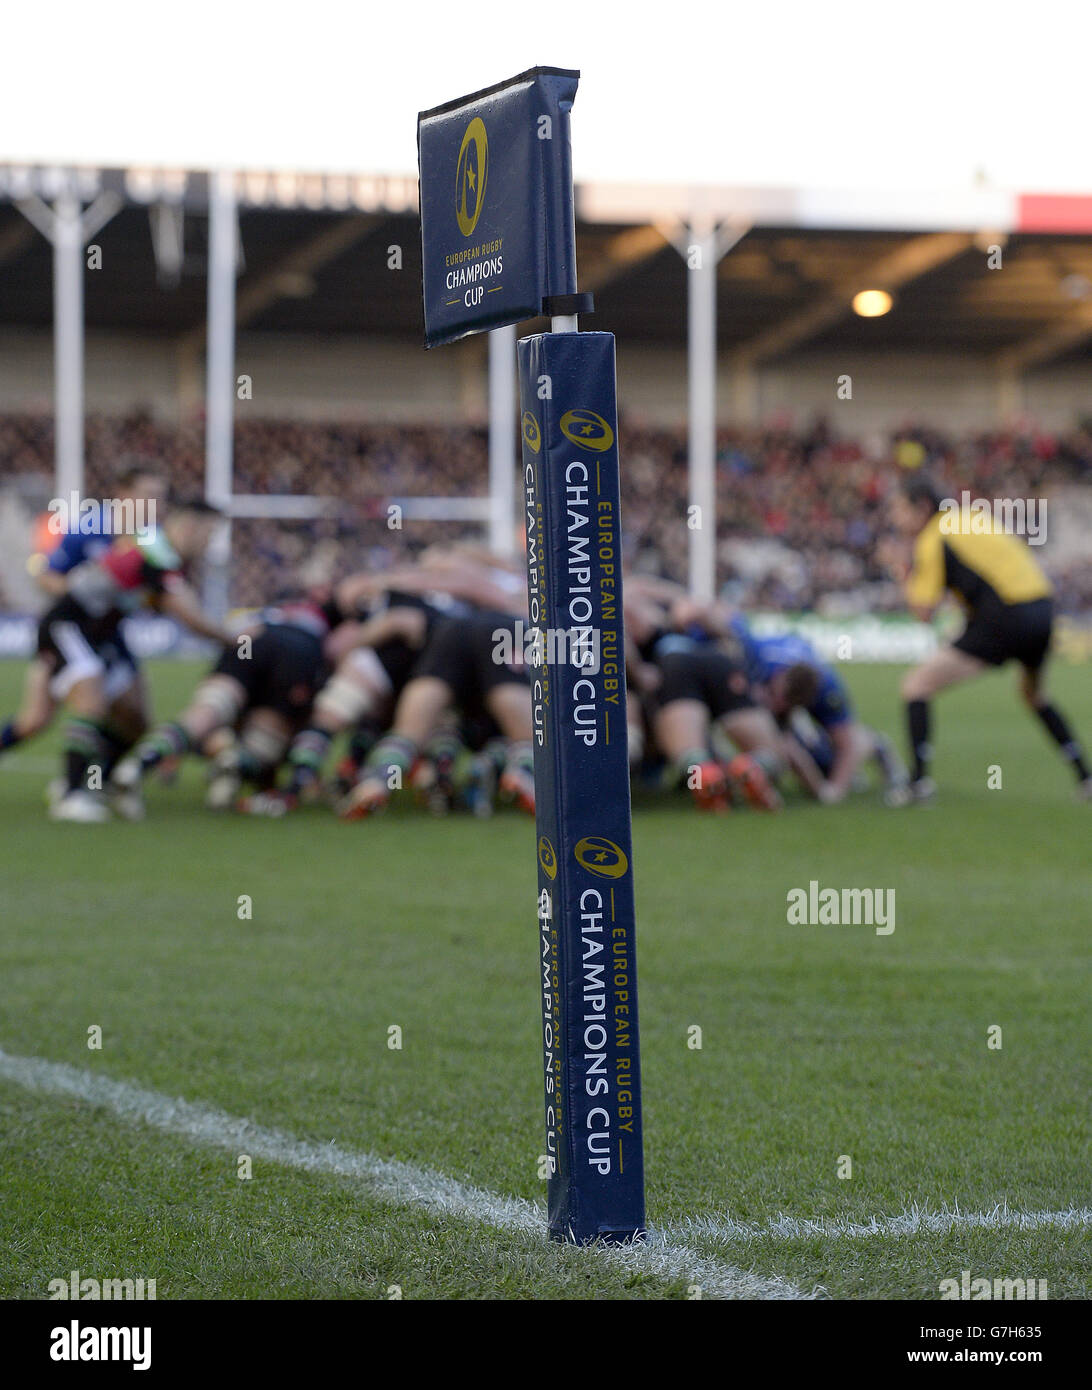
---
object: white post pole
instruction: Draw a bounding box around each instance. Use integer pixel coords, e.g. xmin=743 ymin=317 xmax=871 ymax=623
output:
xmin=688 ymin=222 xmax=717 ymax=602
xmin=53 ymin=194 xmax=84 ymax=506
xmin=204 ymin=170 xmax=237 ymax=617
xmin=487 ymin=323 xmax=517 ymax=555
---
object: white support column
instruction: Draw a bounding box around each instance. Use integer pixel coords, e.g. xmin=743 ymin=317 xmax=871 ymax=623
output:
xmin=53 ymin=195 xmax=85 ymax=505
xmin=662 ymin=218 xmax=750 ymax=600
xmin=204 ymin=170 xmax=238 ymax=617
xmin=487 ymin=323 xmax=517 ymax=555
xmin=687 ymin=221 xmax=717 ymax=602
xmin=18 ymin=188 xmax=120 ymax=508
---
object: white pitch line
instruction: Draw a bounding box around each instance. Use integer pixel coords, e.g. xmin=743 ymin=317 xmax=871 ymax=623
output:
xmin=674 ymin=1202 xmax=1092 ymax=1245
xmin=0 ymin=1049 xmax=815 ymax=1301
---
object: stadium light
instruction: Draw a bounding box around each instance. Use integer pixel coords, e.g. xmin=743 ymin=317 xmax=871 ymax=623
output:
xmin=852 ymin=289 xmax=893 ymax=317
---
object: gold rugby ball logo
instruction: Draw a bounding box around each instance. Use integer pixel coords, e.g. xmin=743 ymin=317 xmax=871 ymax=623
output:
xmin=522 ymin=411 xmax=542 ymax=454
xmin=560 ymin=408 xmax=614 ymax=452
xmin=574 ymin=836 xmax=628 ymax=879
xmin=538 ymin=836 xmax=557 ymax=879
xmin=455 ymin=116 xmax=488 ymax=237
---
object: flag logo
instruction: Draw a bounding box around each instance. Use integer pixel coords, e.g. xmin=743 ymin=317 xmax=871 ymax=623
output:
xmin=455 ymin=117 xmax=488 ymax=237
xmin=560 ymin=408 xmax=614 ymax=452
xmin=574 ymin=835 xmax=628 ymax=879
xmin=522 ymin=411 xmax=542 ymax=453
xmin=538 ymin=836 xmax=557 ymax=879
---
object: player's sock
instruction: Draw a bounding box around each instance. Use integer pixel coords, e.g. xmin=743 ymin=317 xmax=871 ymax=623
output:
xmin=0 ymin=719 xmax=23 ymax=753
xmin=236 ymin=746 xmax=267 ymax=783
xmin=98 ymin=727 xmax=133 ymax=778
xmin=131 ymin=722 xmax=191 ymax=776
xmin=1033 ymin=702 xmax=1091 ymax=782
xmin=420 ymin=731 xmax=463 ymax=810
xmin=286 ymin=726 xmax=334 ymax=795
xmin=482 ymin=737 xmax=510 ymax=777
xmin=664 ymin=748 xmax=709 ymax=790
xmin=62 ymin=717 xmax=108 ymax=793
xmin=427 ymin=731 xmax=461 ymax=781
xmin=499 ymin=740 xmax=536 ymax=814
xmin=363 ymin=733 xmax=417 ymax=789
xmin=347 ymin=724 xmax=380 ymax=768
xmin=504 ymin=740 xmax=535 ymax=777
xmin=749 ymin=747 xmax=784 ymax=782
xmin=871 ymin=730 xmax=907 ymax=787
xmin=907 ymin=700 xmax=931 ymax=782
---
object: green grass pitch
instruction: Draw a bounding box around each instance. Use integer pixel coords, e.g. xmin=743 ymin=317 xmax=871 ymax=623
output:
xmin=0 ymin=658 xmax=1088 ymax=1299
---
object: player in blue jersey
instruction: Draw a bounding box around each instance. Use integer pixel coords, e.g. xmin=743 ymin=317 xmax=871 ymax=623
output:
xmin=727 ymin=614 xmax=905 ymax=802
xmin=616 ymin=579 xmax=787 ymax=813
xmin=4 ymin=501 xmax=226 ymax=821
xmin=0 ymin=466 xmax=172 ymax=806
xmin=33 ymin=462 xmax=167 ymax=594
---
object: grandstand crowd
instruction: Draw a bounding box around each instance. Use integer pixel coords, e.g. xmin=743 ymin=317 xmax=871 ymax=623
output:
xmin=1 ymin=411 xmax=1091 ymax=616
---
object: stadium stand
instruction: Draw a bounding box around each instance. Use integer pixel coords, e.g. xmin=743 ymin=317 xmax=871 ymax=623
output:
xmin=1 ymin=412 xmax=1090 ymax=616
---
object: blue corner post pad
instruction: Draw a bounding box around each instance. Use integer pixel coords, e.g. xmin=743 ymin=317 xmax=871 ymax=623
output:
xmin=418 ymin=67 xmax=582 ymax=348
xmin=517 ymin=329 xmax=646 ymax=1245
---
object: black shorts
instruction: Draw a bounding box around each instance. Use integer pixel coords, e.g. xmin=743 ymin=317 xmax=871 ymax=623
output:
xmin=654 ymin=647 xmax=755 ymax=719
xmin=953 ymin=596 xmax=1053 ymax=670
xmin=373 ymin=637 xmax=420 ymax=701
xmin=213 ymin=623 xmax=327 ymax=723
xmin=37 ymin=597 xmax=138 ymax=701
xmin=412 ymin=612 xmax=529 ymax=720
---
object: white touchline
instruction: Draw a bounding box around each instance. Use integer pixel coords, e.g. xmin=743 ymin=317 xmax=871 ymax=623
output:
xmin=0 ymin=1048 xmax=815 ymax=1301
xmin=672 ymin=1202 xmax=1092 ymax=1244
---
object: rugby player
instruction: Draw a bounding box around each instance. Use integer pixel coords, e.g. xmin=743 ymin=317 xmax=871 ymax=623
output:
xmin=20 ymin=503 xmax=224 ymax=821
xmin=890 ymin=474 xmax=1091 ymax=802
xmin=110 ymin=588 xmax=347 ymax=814
xmin=728 ymin=615 xmax=905 ymax=803
xmin=240 ymin=554 xmax=529 ymax=815
xmin=238 ymin=594 xmax=437 ymax=815
xmin=1 ymin=463 xmax=167 ymax=771
xmin=650 ymin=634 xmax=787 ymax=812
xmin=338 ymin=607 xmax=535 ymax=819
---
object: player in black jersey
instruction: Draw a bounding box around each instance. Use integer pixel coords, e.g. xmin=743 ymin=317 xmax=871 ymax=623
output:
xmin=241 ymin=554 xmax=532 ymax=817
xmin=238 ymin=591 xmax=442 ymax=815
xmin=650 ymin=640 xmax=786 ymax=811
xmin=622 ymin=580 xmax=786 ymax=812
xmin=338 ymin=608 xmax=535 ymax=819
xmin=110 ymin=592 xmax=347 ymax=814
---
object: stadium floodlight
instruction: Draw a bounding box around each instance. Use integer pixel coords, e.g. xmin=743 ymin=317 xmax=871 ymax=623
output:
xmin=418 ymin=68 xmax=646 ymax=1245
xmin=852 ymin=288 xmax=894 ymax=317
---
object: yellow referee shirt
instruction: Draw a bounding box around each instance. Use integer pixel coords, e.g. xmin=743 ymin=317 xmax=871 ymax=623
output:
xmin=906 ymin=512 xmax=1052 ymax=614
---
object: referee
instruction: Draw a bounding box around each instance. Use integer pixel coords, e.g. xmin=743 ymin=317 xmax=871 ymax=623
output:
xmin=890 ymin=475 xmax=1090 ymax=803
